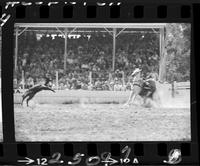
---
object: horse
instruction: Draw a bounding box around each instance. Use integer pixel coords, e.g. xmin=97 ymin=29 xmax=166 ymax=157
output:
xmin=21 ymin=84 xmax=55 ymax=107
xmin=124 ymin=69 xmax=161 ymax=107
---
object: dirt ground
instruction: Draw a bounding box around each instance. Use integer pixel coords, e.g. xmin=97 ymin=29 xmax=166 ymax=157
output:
xmin=14 ymin=103 xmax=190 ymax=142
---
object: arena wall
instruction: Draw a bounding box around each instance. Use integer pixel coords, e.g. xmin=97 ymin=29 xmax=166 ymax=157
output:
xmin=14 ymin=88 xmax=190 ymax=108
xmin=15 ymin=90 xmax=130 ymax=104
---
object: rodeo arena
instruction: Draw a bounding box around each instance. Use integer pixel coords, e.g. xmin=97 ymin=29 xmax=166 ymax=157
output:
xmin=12 ymin=23 xmax=190 ymax=141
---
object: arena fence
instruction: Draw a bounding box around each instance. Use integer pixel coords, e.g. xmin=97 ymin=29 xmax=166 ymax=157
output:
xmin=170 ymin=81 xmax=190 ymax=97
xmin=18 ymin=70 xmax=127 ymax=91
xmin=14 ymin=83 xmax=190 ymax=107
xmin=14 ymin=90 xmax=131 ymax=105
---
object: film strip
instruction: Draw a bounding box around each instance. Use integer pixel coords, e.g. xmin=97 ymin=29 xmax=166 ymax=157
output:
xmin=0 ymin=0 xmax=199 ymax=165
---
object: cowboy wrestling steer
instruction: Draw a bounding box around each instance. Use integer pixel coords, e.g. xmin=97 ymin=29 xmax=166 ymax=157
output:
xmin=124 ymin=68 xmax=158 ymax=106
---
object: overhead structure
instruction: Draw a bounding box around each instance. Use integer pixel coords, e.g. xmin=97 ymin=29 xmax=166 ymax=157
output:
xmin=14 ymin=23 xmax=166 ymax=80
xmin=15 ymin=23 xmax=166 ymax=29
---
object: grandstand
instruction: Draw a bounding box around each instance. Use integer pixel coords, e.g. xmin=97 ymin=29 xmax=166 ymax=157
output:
xmin=14 ymin=23 xmax=166 ymax=90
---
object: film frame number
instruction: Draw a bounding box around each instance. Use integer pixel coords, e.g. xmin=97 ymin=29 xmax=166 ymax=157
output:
xmin=48 ymin=152 xmax=64 ymax=164
xmin=17 ymin=146 xmax=139 ymax=165
xmin=121 ymin=146 xmax=131 ymax=164
xmin=36 ymin=158 xmax=48 ymax=165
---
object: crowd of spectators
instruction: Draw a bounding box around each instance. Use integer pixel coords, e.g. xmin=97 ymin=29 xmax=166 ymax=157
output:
xmin=14 ymin=30 xmax=160 ymax=91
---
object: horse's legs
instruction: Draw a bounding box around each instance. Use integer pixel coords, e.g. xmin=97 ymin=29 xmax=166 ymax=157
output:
xmin=153 ymin=91 xmax=162 ymax=107
xmin=143 ymin=97 xmax=147 ymax=105
xmin=124 ymin=90 xmax=135 ymax=106
xmin=26 ymin=94 xmax=34 ymax=107
xmin=21 ymin=96 xmax=26 ymax=105
xmin=131 ymin=94 xmax=137 ymax=105
xmin=21 ymin=94 xmax=28 ymax=105
xmin=143 ymin=95 xmax=151 ymax=107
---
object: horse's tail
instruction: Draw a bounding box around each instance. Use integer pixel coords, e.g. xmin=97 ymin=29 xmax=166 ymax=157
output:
xmin=21 ymin=89 xmax=30 ymax=105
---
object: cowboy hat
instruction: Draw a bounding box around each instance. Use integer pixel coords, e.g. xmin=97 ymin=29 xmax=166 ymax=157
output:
xmin=131 ymin=68 xmax=142 ymax=76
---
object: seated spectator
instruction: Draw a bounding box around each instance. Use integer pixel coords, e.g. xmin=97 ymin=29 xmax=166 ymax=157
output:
xmin=94 ymin=79 xmax=102 ymax=90
xmin=114 ymin=79 xmax=124 ymax=91
xmin=27 ymin=76 xmax=34 ymax=88
xmin=13 ymin=78 xmax=18 ymax=89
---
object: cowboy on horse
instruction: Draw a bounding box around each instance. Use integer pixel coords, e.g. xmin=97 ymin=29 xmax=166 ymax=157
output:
xmin=124 ymin=68 xmax=158 ymax=107
xmin=21 ymin=75 xmax=55 ymax=107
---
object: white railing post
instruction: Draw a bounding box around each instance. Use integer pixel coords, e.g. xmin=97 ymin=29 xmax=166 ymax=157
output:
xmin=89 ymin=71 xmax=92 ymax=85
xmin=56 ymin=71 xmax=59 ymax=90
xmin=122 ymin=71 xmax=125 ymax=90
xmin=22 ymin=70 xmax=25 ymax=89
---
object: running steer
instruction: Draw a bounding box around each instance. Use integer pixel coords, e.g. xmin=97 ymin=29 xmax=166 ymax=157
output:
xmin=21 ymin=84 xmax=55 ymax=106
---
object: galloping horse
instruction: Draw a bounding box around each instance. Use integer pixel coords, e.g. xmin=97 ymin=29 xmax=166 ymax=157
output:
xmin=22 ymin=84 xmax=55 ymax=107
xmin=124 ymin=68 xmax=160 ymax=107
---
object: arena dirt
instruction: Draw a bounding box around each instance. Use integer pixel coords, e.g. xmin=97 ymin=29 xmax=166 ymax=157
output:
xmin=14 ymin=104 xmax=190 ymax=141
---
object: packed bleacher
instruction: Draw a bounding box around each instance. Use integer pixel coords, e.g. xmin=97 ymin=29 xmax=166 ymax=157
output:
xmin=14 ymin=31 xmax=160 ymax=91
